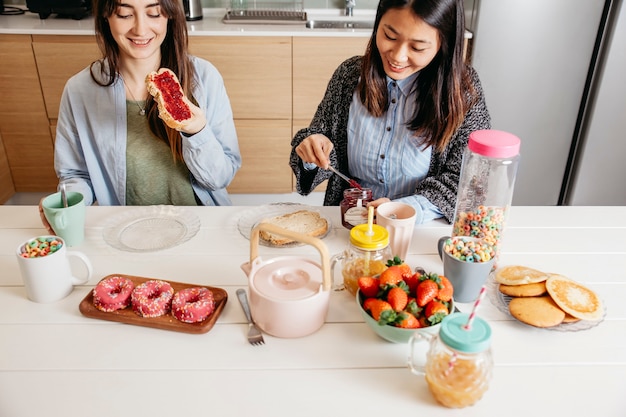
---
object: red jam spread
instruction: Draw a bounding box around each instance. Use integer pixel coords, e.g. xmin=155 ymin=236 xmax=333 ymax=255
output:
xmin=153 ymin=72 xmax=192 ymax=121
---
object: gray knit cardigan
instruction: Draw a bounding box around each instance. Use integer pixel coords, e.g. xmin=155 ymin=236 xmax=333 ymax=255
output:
xmin=289 ymin=56 xmax=491 ymax=223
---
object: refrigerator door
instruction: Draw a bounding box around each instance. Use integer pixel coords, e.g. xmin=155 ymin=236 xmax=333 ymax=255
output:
xmin=471 ymin=0 xmax=606 ymax=205
xmin=564 ymin=0 xmax=626 ymax=205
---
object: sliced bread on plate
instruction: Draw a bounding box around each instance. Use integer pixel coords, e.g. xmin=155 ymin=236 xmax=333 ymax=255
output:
xmin=258 ymin=210 xmax=328 ymax=246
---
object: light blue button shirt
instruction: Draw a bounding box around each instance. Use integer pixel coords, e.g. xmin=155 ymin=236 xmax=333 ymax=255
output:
xmin=346 ymin=73 xmax=443 ymax=223
xmin=54 ymin=57 xmax=241 ymax=206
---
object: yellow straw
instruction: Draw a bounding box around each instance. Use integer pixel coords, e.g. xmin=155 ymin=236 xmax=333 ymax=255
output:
xmin=366 ymin=205 xmax=375 ymax=236
xmin=363 ymin=205 xmax=375 ymax=276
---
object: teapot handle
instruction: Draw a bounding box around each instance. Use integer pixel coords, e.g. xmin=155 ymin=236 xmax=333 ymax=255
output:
xmin=250 ymin=222 xmax=332 ymax=291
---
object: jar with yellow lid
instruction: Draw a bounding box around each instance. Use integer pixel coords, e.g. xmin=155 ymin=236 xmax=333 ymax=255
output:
xmin=408 ymin=313 xmax=493 ymax=408
xmin=331 ymin=223 xmax=392 ymax=296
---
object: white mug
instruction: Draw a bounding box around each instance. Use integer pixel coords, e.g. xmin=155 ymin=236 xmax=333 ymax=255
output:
xmin=376 ymin=202 xmax=417 ymax=261
xmin=16 ymin=236 xmax=92 ymax=303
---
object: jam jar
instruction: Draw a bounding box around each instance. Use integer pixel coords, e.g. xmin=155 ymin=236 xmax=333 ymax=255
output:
xmin=331 ymin=223 xmax=391 ymax=296
xmin=409 ymin=313 xmax=493 ymax=408
xmin=340 ymin=188 xmax=373 ymax=229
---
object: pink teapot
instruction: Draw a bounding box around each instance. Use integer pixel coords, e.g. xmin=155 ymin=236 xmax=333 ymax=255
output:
xmin=240 ymin=222 xmax=332 ymax=338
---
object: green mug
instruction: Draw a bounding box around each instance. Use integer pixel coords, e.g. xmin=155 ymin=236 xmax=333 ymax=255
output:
xmin=42 ymin=191 xmax=86 ymax=246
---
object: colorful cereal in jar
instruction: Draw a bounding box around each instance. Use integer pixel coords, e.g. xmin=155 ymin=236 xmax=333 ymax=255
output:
xmin=452 ymin=206 xmax=505 ymax=255
xmin=19 ymin=237 xmax=63 ymax=258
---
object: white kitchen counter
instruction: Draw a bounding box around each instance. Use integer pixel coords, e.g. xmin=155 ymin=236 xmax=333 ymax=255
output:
xmin=0 ymin=7 xmax=376 ymax=37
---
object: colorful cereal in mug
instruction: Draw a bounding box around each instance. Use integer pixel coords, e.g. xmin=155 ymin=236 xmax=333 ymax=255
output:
xmin=443 ymin=237 xmax=495 ymax=263
xmin=20 ymin=237 xmax=63 ymax=258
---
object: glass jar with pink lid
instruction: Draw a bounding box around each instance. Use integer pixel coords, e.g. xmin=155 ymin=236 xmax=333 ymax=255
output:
xmin=451 ymin=130 xmax=521 ymax=262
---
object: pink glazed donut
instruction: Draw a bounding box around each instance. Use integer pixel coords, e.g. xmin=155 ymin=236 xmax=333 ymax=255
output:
xmin=171 ymin=287 xmax=215 ymax=323
xmin=93 ymin=276 xmax=135 ymax=312
xmin=131 ymin=280 xmax=174 ymax=318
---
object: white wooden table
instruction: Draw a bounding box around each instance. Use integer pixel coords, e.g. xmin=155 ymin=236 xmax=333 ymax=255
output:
xmin=0 ymin=205 xmax=624 ymax=416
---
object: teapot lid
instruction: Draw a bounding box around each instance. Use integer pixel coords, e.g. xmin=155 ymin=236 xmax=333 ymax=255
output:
xmin=251 ymin=257 xmax=324 ymax=301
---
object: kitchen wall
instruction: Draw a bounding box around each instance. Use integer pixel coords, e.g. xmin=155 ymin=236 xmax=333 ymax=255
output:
xmin=2 ymin=0 xmax=382 ymax=11
xmin=4 ymin=0 xmax=480 ymax=14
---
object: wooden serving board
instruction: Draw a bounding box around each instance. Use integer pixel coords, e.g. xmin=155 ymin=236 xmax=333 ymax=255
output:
xmin=79 ymin=274 xmax=227 ymax=334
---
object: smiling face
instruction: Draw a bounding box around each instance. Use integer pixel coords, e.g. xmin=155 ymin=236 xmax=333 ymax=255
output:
xmin=107 ymin=0 xmax=169 ymax=65
xmin=375 ymin=7 xmax=441 ymax=80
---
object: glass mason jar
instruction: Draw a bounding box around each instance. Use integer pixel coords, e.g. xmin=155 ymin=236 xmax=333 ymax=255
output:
xmin=452 ymin=130 xmax=521 ymax=263
xmin=340 ymin=188 xmax=373 ymax=229
xmin=331 ymin=223 xmax=391 ymax=296
xmin=409 ymin=313 xmax=493 ymax=408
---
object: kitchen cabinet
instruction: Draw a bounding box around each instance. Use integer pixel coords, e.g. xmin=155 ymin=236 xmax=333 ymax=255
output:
xmin=0 ymin=33 xmax=369 ymax=196
xmin=32 ymin=35 xmax=100 ymax=124
xmin=189 ymin=37 xmax=292 ymax=120
xmin=292 ymin=37 xmax=369 ymax=193
xmin=0 ymin=34 xmax=57 ymax=192
xmin=189 ymin=37 xmax=292 ymax=193
xmin=292 ymin=36 xmax=369 ymax=127
xmin=0 ymin=130 xmax=15 ymax=204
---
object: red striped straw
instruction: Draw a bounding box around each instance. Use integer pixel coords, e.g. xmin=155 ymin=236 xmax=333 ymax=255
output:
xmin=446 ymin=285 xmax=487 ymax=376
xmin=464 ymin=285 xmax=487 ymax=330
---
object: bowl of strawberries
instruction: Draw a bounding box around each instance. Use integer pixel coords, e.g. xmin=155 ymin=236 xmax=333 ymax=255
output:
xmin=356 ymin=258 xmax=455 ymax=343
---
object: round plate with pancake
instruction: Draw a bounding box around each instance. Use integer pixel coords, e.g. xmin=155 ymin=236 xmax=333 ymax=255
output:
xmin=486 ymin=271 xmax=606 ymax=332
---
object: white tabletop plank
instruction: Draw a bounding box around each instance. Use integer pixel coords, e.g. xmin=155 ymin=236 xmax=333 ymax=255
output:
xmin=0 ymin=366 xmax=624 ymax=417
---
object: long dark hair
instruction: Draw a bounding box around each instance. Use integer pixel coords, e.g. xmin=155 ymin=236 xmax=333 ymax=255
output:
xmin=359 ymin=0 xmax=475 ymax=153
xmin=90 ymin=0 xmax=194 ymax=161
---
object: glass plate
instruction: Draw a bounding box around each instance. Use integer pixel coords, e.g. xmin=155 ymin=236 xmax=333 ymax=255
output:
xmin=237 ymin=203 xmax=331 ymax=247
xmin=102 ymin=206 xmax=200 ymax=252
xmin=486 ymin=270 xmax=605 ymax=332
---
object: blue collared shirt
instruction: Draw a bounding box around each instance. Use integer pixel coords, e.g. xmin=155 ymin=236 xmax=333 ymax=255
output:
xmin=346 ymin=73 xmax=443 ymax=223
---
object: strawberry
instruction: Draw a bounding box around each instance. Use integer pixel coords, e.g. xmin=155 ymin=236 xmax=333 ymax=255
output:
xmin=358 ymin=276 xmax=380 ymax=298
xmin=404 ymin=273 xmax=420 ymax=296
xmin=404 ymin=298 xmax=421 ymax=317
xmin=386 ymin=256 xmax=412 ymax=278
xmin=395 ymin=311 xmax=421 ymax=329
xmin=387 ymin=287 xmax=408 ymax=311
xmin=362 ymin=297 xmax=378 ymax=312
xmin=425 ymin=300 xmax=449 ymax=325
xmin=438 ymin=275 xmax=454 ymax=302
xmin=416 ymin=279 xmax=439 ymax=307
xmin=365 ymin=299 xmax=396 ymax=324
xmin=379 ymin=265 xmax=405 ymax=288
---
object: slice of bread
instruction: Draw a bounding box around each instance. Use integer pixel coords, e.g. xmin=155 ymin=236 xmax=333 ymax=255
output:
xmin=495 ymin=265 xmax=551 ymax=286
xmin=545 ymin=275 xmax=603 ymax=321
xmin=259 ymin=210 xmax=329 ymax=246
xmin=146 ymin=68 xmax=192 ymax=130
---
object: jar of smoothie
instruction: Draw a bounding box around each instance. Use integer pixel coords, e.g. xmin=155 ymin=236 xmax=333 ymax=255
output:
xmin=331 ymin=223 xmax=391 ymax=296
xmin=408 ymin=313 xmax=493 ymax=408
xmin=340 ymin=188 xmax=373 ymax=229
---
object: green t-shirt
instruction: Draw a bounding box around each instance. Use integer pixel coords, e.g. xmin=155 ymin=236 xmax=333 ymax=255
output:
xmin=125 ymin=100 xmax=197 ymax=206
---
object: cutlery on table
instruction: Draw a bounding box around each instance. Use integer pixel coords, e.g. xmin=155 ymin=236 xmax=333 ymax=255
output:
xmin=236 ymin=288 xmax=265 ymax=346
xmin=326 ymin=165 xmax=362 ymax=189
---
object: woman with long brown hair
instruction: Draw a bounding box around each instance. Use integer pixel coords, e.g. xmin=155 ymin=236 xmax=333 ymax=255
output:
xmin=291 ymin=0 xmax=490 ymax=223
xmin=53 ymin=0 xmax=241 ymax=206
